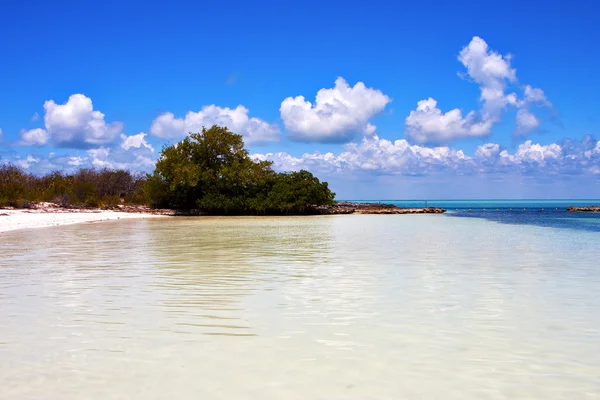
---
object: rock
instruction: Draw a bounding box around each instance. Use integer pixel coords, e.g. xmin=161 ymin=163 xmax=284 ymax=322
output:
xmin=320 ymin=202 xmax=446 ymax=215
xmin=566 ymin=206 xmax=600 ymax=212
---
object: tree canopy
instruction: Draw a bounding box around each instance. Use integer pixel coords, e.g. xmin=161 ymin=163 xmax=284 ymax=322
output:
xmin=145 ymin=125 xmax=335 ymax=214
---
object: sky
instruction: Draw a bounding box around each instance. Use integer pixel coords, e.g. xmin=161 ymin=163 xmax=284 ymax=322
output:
xmin=1 ymin=0 xmax=600 ymax=199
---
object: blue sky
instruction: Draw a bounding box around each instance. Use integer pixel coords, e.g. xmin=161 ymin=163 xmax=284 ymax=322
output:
xmin=1 ymin=0 xmax=600 ymax=199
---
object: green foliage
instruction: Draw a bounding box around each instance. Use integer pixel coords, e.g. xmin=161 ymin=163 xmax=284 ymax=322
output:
xmin=266 ymin=171 xmax=335 ymax=213
xmin=0 ymin=164 xmax=29 ymax=207
xmin=147 ymin=124 xmax=335 ymax=214
xmin=0 ymin=164 xmax=147 ymax=208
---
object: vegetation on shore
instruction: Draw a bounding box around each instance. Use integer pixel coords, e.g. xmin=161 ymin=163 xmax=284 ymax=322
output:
xmin=0 ymin=164 xmax=146 ymax=208
xmin=145 ymin=125 xmax=335 ymax=214
xmin=1 ymin=125 xmax=336 ymax=214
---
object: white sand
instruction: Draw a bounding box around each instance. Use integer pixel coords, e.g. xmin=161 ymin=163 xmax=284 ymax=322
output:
xmin=0 ymin=209 xmax=165 ymax=233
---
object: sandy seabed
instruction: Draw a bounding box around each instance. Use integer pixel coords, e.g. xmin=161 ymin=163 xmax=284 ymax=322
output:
xmin=0 ymin=208 xmax=165 ymax=233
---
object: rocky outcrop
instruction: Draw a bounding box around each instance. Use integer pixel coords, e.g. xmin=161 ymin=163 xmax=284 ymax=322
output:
xmin=566 ymin=206 xmax=600 ymax=212
xmin=318 ymin=202 xmax=446 ymax=215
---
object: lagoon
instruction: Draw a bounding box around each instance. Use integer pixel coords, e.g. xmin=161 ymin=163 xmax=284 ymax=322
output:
xmin=1 ymin=214 xmax=600 ymax=399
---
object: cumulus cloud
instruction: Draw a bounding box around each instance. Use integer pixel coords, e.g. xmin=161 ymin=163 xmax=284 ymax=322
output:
xmin=524 ymin=85 xmax=551 ymax=106
xmin=280 ymin=77 xmax=391 ymax=143
xmin=87 ymin=147 xmax=112 ymax=168
xmin=458 ymin=36 xmax=517 ymax=120
xmin=254 ymin=136 xmax=600 ymax=178
xmin=405 ymin=98 xmax=492 ymax=143
xmin=13 ymin=155 xmax=40 ymax=169
xmin=149 ymin=105 xmax=279 ymax=145
xmin=513 ymin=141 xmax=562 ymax=165
xmin=19 ymin=128 xmax=50 ymax=146
xmin=256 ymin=135 xmax=469 ymax=176
xmin=120 ymin=133 xmax=154 ymax=152
xmin=514 ymin=109 xmax=540 ymax=136
xmin=18 ymin=94 xmax=124 ymax=149
xmin=85 ymin=141 xmax=156 ymax=171
xmin=7 ymin=138 xmax=157 ymax=174
xmin=514 ymin=86 xmax=552 ymax=136
xmin=405 ymin=37 xmax=552 ymax=144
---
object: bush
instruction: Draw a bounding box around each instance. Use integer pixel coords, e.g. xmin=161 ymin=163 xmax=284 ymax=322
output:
xmin=0 ymin=164 xmax=29 ymax=206
xmin=147 ymin=124 xmax=335 ymax=214
xmin=0 ymin=164 xmax=148 ymax=209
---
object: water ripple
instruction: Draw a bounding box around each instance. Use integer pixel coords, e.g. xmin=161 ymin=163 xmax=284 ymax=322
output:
xmin=1 ymin=216 xmax=600 ymax=399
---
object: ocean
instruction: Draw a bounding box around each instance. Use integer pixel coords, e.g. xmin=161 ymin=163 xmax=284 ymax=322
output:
xmin=349 ymin=199 xmax=600 ymax=232
xmin=1 ymin=208 xmax=600 ymax=398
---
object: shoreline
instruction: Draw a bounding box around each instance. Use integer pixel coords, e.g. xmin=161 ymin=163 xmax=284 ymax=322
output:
xmin=0 ymin=206 xmax=169 ymax=234
xmin=0 ymin=202 xmax=447 ymax=234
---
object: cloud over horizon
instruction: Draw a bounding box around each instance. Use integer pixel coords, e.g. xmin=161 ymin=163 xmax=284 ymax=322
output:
xmin=254 ymin=135 xmax=600 ymax=178
xmin=149 ymin=105 xmax=280 ymax=145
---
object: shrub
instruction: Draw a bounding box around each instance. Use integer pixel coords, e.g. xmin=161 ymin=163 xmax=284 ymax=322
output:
xmin=0 ymin=164 xmax=148 ymax=209
xmin=147 ymin=125 xmax=335 ymax=214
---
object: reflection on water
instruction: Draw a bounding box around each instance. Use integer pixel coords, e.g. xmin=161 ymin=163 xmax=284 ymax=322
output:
xmin=1 ymin=215 xmax=600 ymax=399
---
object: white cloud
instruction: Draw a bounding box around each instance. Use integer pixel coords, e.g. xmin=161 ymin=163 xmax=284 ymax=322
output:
xmin=31 ymin=112 xmax=39 ymax=121
xmin=149 ymin=105 xmax=279 ymax=145
xmin=67 ymin=156 xmax=86 ymax=166
xmin=515 ymin=109 xmax=540 ymax=136
xmin=120 ymin=133 xmax=154 ymax=152
xmin=17 ymin=94 xmax=123 ymax=148
xmin=514 ymin=86 xmax=552 ymax=136
xmin=19 ymin=128 xmax=50 ymax=146
xmin=44 ymin=94 xmax=123 ymax=147
xmin=87 ymin=147 xmax=112 ymax=168
xmin=280 ymin=77 xmax=391 ymax=143
xmin=458 ymin=36 xmax=517 ymax=120
xmin=14 ymin=155 xmax=40 ymax=169
xmin=406 ymin=37 xmax=552 ymax=143
xmin=405 ymin=98 xmax=493 ymax=144
xmin=475 ymin=143 xmax=501 ymax=159
xmin=0 ymin=128 xmax=3 ymax=140
xmin=255 ymin=136 xmax=600 ymax=177
xmin=84 ymin=141 xmax=156 ymax=171
xmin=256 ymin=134 xmax=470 ymax=176
xmin=514 ymin=141 xmax=562 ymax=165
xmin=524 ymin=85 xmax=551 ymax=106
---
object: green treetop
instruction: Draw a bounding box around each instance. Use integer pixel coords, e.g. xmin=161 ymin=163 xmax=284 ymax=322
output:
xmin=145 ymin=125 xmax=335 ymax=214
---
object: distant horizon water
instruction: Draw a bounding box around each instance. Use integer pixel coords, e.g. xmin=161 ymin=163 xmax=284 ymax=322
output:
xmin=342 ymin=199 xmax=600 ymax=233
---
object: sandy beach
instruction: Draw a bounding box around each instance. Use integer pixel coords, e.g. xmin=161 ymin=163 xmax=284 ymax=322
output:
xmin=0 ymin=208 xmax=166 ymax=234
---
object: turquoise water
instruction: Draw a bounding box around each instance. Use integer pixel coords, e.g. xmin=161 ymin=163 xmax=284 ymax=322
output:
xmin=347 ymin=200 xmax=600 ymax=232
xmin=347 ymin=199 xmax=600 ymax=210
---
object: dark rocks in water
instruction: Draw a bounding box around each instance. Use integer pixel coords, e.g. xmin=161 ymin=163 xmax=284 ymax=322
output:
xmin=566 ymin=206 xmax=600 ymax=212
xmin=319 ymin=202 xmax=446 ymax=215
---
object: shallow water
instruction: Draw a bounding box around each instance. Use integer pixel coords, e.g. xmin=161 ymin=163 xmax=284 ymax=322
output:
xmin=1 ymin=215 xmax=600 ymax=399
